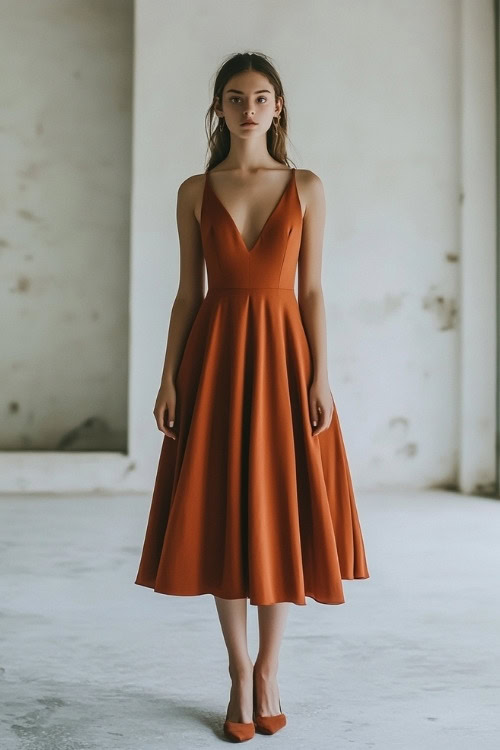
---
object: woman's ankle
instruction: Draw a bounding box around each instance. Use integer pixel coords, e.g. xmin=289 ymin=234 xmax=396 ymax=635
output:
xmin=228 ymin=657 xmax=253 ymax=680
xmin=254 ymin=657 xmax=279 ymax=679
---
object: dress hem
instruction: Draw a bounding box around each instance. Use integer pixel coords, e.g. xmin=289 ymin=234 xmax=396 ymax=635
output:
xmin=134 ymin=576 xmax=370 ymax=606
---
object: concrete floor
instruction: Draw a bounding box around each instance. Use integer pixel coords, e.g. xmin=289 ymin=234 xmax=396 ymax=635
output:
xmin=0 ymin=489 xmax=498 ymax=750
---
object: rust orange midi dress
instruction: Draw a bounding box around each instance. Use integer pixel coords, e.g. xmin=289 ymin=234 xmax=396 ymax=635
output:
xmin=134 ymin=168 xmax=369 ymax=605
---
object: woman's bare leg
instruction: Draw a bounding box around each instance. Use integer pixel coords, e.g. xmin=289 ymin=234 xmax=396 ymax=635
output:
xmin=214 ymin=596 xmax=254 ymax=723
xmin=254 ymin=603 xmax=290 ymax=716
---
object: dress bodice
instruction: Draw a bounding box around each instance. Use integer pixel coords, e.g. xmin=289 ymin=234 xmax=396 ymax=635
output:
xmin=200 ymin=168 xmax=303 ymax=291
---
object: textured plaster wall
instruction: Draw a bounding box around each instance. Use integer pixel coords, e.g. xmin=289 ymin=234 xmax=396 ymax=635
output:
xmin=0 ymin=0 xmax=495 ymax=493
xmin=130 ymin=0 xmax=468 ymax=490
xmin=1 ymin=0 xmax=133 ymax=452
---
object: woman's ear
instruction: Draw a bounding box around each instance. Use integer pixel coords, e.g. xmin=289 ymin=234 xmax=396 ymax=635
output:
xmin=214 ymin=96 xmax=223 ymax=118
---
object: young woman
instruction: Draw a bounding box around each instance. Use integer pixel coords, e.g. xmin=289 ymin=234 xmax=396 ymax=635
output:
xmin=135 ymin=51 xmax=369 ymax=743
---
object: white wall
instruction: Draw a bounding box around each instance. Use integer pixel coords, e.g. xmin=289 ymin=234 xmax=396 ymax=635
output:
xmin=1 ymin=0 xmax=495 ymax=493
xmin=129 ymin=0 xmax=495 ymax=492
xmin=0 ymin=0 xmax=133 ymax=452
xmin=459 ymin=0 xmax=497 ymax=494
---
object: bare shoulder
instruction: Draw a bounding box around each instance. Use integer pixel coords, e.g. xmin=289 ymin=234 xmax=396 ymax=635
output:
xmin=176 ymin=173 xmax=207 ymax=223
xmin=294 ymin=169 xmax=325 ymax=216
xmin=295 ymin=168 xmax=324 ymax=193
xmin=177 ymin=172 xmax=206 ymax=199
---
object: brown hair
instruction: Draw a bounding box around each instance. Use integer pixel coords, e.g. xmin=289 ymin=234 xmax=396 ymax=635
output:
xmin=204 ymin=52 xmax=295 ymax=172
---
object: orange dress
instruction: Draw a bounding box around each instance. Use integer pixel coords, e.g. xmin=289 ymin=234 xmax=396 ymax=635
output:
xmin=134 ymin=168 xmax=369 ymax=605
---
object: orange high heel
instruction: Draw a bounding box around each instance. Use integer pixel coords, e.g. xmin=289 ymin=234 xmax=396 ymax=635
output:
xmin=252 ymin=671 xmax=287 ymax=735
xmin=223 ymin=718 xmax=255 ymax=742
xmin=253 ymin=699 xmax=287 ymax=734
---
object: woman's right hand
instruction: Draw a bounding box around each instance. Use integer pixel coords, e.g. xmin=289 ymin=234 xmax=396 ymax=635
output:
xmin=153 ymin=381 xmax=177 ymax=439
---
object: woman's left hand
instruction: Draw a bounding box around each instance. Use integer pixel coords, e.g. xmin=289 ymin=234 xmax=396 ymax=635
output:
xmin=308 ymin=379 xmax=335 ymax=436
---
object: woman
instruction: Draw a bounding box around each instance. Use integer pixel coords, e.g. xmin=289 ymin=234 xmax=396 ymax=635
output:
xmin=135 ymin=51 xmax=369 ymax=743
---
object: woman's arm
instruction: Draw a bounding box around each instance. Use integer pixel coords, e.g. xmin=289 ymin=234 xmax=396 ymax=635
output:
xmin=153 ymin=175 xmax=205 ymax=437
xmin=296 ymin=170 xmax=335 ymax=435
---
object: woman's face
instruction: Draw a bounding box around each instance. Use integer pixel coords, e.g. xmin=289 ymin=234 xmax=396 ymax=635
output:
xmin=215 ymin=70 xmax=282 ymax=138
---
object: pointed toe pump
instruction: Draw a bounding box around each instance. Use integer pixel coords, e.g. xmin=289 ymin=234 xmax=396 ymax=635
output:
xmin=252 ymin=673 xmax=287 ymax=735
xmin=253 ymin=699 xmax=287 ymax=735
xmin=223 ymin=718 xmax=255 ymax=742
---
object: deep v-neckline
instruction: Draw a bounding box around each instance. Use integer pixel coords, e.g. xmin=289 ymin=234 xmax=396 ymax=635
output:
xmin=205 ymin=168 xmax=295 ymax=253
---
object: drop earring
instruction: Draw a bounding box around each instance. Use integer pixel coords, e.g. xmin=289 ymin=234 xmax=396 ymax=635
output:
xmin=219 ymin=117 xmax=224 ymax=132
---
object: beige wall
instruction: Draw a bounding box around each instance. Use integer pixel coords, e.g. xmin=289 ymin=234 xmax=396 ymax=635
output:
xmin=0 ymin=0 xmax=495 ymax=493
xmin=130 ymin=0 xmax=495 ymax=492
xmin=1 ymin=0 xmax=133 ymax=452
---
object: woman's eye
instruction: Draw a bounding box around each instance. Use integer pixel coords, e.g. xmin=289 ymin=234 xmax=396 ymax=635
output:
xmin=229 ymin=96 xmax=267 ymax=104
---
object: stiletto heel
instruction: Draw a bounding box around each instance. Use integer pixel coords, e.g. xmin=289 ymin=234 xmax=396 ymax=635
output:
xmin=252 ymin=670 xmax=287 ymax=735
xmin=223 ymin=664 xmax=255 ymax=741
xmin=223 ymin=718 xmax=255 ymax=742
xmin=253 ymin=698 xmax=286 ymax=734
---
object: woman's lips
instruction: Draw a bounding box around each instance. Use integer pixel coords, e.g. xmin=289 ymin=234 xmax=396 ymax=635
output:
xmin=241 ymin=122 xmax=257 ymax=126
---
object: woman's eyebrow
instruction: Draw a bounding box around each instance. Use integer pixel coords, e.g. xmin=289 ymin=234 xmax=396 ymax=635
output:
xmin=226 ymin=89 xmax=272 ymax=94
